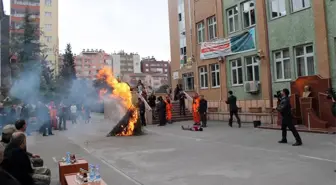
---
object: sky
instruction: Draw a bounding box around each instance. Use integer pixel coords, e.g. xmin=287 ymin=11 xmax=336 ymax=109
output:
xmin=3 ymin=0 xmax=171 ymax=61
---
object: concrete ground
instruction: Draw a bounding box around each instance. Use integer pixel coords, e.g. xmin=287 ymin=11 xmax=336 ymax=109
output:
xmin=26 ymin=113 xmax=336 ymax=185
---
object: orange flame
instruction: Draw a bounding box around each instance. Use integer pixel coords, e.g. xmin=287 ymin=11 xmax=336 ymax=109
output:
xmin=97 ymin=66 xmax=138 ymax=136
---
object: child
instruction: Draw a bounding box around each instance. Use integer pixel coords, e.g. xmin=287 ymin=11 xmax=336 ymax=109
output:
xmin=181 ymin=125 xmax=203 ymax=131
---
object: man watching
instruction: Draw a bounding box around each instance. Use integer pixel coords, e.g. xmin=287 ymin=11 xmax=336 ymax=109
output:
xmin=15 ymin=120 xmax=44 ymax=167
xmin=1 ymin=125 xmax=17 ymax=164
xmin=1 ymin=132 xmax=50 ymax=185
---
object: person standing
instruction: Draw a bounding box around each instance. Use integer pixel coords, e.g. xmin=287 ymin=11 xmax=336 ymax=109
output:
xmin=174 ymin=84 xmax=181 ymax=101
xmin=199 ymin=95 xmax=208 ymax=127
xmin=70 ymin=104 xmax=77 ymax=124
xmin=148 ymin=93 xmax=157 ymax=120
xmin=165 ymin=96 xmax=172 ymax=124
xmin=58 ymin=102 xmax=67 ymax=130
xmin=192 ymin=93 xmax=201 ymax=125
xmin=179 ymin=91 xmax=186 ymax=115
xmin=276 ymin=88 xmax=302 ymax=146
xmin=226 ymin=91 xmax=241 ymax=128
xmin=138 ymin=98 xmax=146 ymax=126
xmin=157 ymin=97 xmax=166 ymax=126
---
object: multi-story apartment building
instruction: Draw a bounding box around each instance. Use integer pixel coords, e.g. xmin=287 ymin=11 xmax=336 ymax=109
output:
xmin=140 ymin=57 xmax=170 ymax=74
xmin=111 ymin=51 xmax=141 ymax=78
xmin=74 ymin=49 xmax=112 ymax=80
xmin=168 ymin=0 xmax=335 ymax=112
xmin=10 ymin=0 xmax=59 ymax=74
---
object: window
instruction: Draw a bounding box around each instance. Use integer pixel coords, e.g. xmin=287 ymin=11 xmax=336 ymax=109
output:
xmin=231 ymin=59 xmax=243 ymax=85
xmin=207 ymin=16 xmax=217 ymax=40
xmin=269 ymin=0 xmax=286 ymax=18
xmin=199 ymin=66 xmax=208 ymax=89
xmin=197 ymin=21 xmax=205 ymax=43
xmin=242 ymin=1 xmax=255 ymax=28
xmin=178 ymin=13 xmax=182 ymax=21
xmin=145 ymin=64 xmax=148 ymax=66
xmin=245 ymin=56 xmax=259 ymax=81
xmin=45 ymin=0 xmax=52 ymax=6
xmin=227 ymin=6 xmax=239 ymax=33
xmin=45 ymin=36 xmax=52 ymax=43
xmin=274 ymin=49 xmax=291 ymax=80
xmin=145 ymin=69 xmax=149 ymax=72
xmin=210 ymin=64 xmax=220 ymax=87
xmin=292 ymin=0 xmax=310 ymax=12
xmin=45 ymin=11 xmax=52 ymax=17
xmin=180 ymin=47 xmax=187 ymax=64
xmin=182 ymin=73 xmax=194 ymax=91
xmin=45 ymin=24 xmax=52 ymax=31
xmin=295 ymin=44 xmax=314 ymax=77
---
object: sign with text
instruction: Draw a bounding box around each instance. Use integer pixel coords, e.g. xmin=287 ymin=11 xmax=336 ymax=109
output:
xmin=200 ymin=28 xmax=256 ymax=60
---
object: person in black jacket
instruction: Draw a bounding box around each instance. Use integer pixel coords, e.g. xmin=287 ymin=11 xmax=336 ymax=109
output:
xmin=156 ymin=97 xmax=166 ymax=126
xmin=199 ymin=95 xmax=208 ymax=127
xmin=0 ymin=167 xmax=21 ymax=185
xmin=138 ymin=98 xmax=146 ymax=126
xmin=179 ymin=92 xmax=186 ymax=115
xmin=148 ymin=94 xmax=156 ymax=120
xmin=276 ymin=88 xmax=302 ymax=146
xmin=225 ymin=91 xmax=241 ymax=128
xmin=1 ymin=132 xmax=34 ymax=185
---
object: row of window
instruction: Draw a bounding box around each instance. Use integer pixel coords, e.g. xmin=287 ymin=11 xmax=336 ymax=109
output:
xmin=182 ymin=44 xmax=315 ymax=90
xmin=196 ymin=16 xmax=217 ymax=43
xmin=270 ymin=0 xmax=311 ymax=19
xmin=225 ymin=0 xmax=311 ymax=35
xmin=199 ymin=63 xmax=220 ymax=88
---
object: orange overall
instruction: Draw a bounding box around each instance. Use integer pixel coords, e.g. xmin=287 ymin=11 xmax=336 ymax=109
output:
xmin=192 ymin=97 xmax=200 ymax=124
xmin=165 ymin=101 xmax=172 ymax=121
xmin=49 ymin=105 xmax=57 ymax=129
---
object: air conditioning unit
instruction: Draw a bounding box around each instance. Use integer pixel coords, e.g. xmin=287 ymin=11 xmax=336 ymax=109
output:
xmin=244 ymin=81 xmax=259 ymax=93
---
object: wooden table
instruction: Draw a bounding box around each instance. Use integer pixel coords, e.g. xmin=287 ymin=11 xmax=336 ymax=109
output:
xmin=65 ymin=173 xmax=107 ymax=185
xmin=59 ymin=159 xmax=89 ymax=185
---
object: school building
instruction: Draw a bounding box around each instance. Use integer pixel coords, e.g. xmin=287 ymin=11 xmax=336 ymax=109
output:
xmin=168 ymin=0 xmax=336 ymax=115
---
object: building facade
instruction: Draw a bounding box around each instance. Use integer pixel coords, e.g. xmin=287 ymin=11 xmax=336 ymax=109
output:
xmin=168 ymin=0 xmax=335 ymax=112
xmin=140 ymin=57 xmax=170 ymax=74
xmin=122 ymin=72 xmax=169 ymax=90
xmin=74 ymin=49 xmax=112 ymax=80
xmin=10 ymin=0 xmax=59 ymax=74
xmin=111 ymin=51 xmax=141 ymax=78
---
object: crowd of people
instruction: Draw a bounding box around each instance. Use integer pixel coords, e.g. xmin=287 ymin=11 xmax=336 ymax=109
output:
xmin=136 ymin=82 xmax=209 ymax=129
xmin=0 ymin=120 xmax=51 ymax=185
xmin=0 ymin=101 xmax=91 ymax=135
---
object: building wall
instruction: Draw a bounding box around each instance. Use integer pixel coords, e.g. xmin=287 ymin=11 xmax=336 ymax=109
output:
xmin=112 ymin=54 xmax=121 ymax=78
xmin=133 ymin=54 xmax=141 ymax=73
xmin=40 ymin=0 xmax=59 ymax=75
xmin=325 ymin=0 xmax=336 ymax=87
xmin=266 ymin=0 xmax=315 ymax=95
xmin=75 ymin=51 xmax=111 ymax=79
xmin=141 ymin=59 xmax=170 ymax=74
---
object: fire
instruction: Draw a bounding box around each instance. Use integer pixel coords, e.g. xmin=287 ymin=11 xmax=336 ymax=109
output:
xmin=97 ymin=66 xmax=138 ymax=136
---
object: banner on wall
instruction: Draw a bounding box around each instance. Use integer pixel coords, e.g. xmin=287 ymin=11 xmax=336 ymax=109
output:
xmin=200 ymin=28 xmax=256 ymax=60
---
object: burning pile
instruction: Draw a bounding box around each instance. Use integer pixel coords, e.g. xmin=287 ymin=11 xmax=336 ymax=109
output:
xmin=97 ymin=67 xmax=143 ymax=136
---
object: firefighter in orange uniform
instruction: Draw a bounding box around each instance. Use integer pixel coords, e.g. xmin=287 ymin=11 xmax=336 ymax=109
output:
xmin=165 ymin=96 xmax=172 ymax=124
xmin=49 ymin=101 xmax=57 ymax=129
xmin=192 ymin=93 xmax=201 ymax=125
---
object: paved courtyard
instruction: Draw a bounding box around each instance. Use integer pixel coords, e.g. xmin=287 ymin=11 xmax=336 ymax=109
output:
xmin=27 ymin=114 xmax=336 ymax=185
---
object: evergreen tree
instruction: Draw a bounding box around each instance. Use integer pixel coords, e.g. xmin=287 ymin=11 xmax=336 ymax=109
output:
xmin=61 ymin=43 xmax=76 ymax=80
